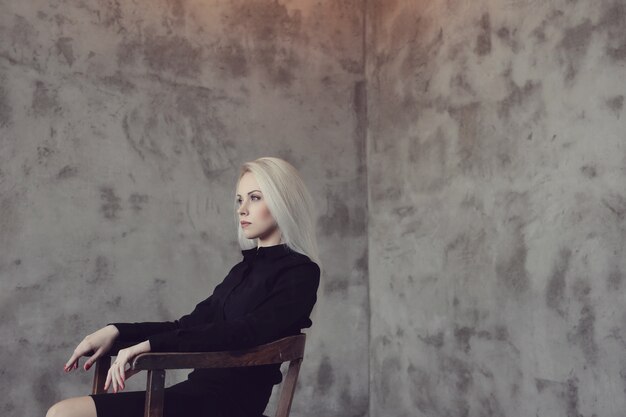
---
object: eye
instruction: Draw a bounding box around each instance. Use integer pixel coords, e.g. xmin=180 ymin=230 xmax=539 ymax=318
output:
xmin=251 ymin=195 xmax=261 ymax=201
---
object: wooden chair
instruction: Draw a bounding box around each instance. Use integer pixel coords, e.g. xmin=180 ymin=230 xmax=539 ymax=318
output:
xmin=86 ymin=333 xmax=307 ymax=417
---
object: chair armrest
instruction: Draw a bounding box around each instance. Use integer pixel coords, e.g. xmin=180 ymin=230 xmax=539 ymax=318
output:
xmin=130 ymin=333 xmax=306 ymax=371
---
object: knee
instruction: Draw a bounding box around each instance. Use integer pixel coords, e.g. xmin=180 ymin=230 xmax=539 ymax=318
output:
xmin=46 ymin=399 xmax=73 ymax=417
xmin=46 ymin=402 xmax=62 ymax=417
xmin=45 ymin=396 xmax=95 ymax=417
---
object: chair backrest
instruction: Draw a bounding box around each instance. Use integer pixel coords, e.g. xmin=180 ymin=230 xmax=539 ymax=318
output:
xmin=90 ymin=333 xmax=307 ymax=417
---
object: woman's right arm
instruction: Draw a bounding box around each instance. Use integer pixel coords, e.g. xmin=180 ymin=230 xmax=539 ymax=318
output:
xmin=64 ymin=293 xmax=217 ymax=373
xmin=107 ymin=292 xmax=217 ymax=343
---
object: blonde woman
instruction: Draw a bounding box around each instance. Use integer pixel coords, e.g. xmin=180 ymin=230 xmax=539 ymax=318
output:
xmin=48 ymin=157 xmax=322 ymax=417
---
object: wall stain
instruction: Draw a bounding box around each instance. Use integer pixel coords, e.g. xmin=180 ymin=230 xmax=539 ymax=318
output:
xmin=566 ymin=376 xmax=582 ymax=417
xmin=531 ymin=9 xmax=564 ymax=43
xmin=94 ymin=0 xmax=124 ymax=29
xmin=602 ymin=193 xmax=626 ymax=221
xmin=55 ymin=37 xmax=75 ymax=67
xmin=378 ymin=356 xmax=401 ymax=404
xmin=316 ymin=355 xmax=334 ymax=394
xmin=173 ymin=84 xmax=236 ymax=178
xmin=448 ymin=101 xmax=480 ymax=174
xmin=318 ymin=189 xmax=366 ymax=238
xmin=162 ymin=0 xmax=186 ymax=29
xmin=57 ymin=165 xmax=78 ymax=180
xmin=31 ymin=80 xmax=61 ymax=117
xmin=418 ymin=331 xmax=445 ymax=348
xmin=496 ymin=26 xmax=520 ymax=53
xmin=475 ymin=12 xmax=492 ymax=56
xmin=353 ymin=80 xmax=368 ymax=176
xmin=100 ymin=71 xmax=136 ymax=94
xmin=545 ymin=247 xmax=572 ymax=317
xmin=580 ymin=165 xmax=597 ymax=178
xmin=143 ymin=33 xmax=204 ymax=78
xmin=129 ymin=193 xmax=149 ymax=212
xmin=568 ymin=280 xmax=599 ymax=366
xmin=605 ymin=95 xmax=624 ymax=117
xmin=87 ymin=255 xmax=113 ymax=284
xmin=219 ymin=0 xmax=304 ymax=87
xmin=99 ymin=185 xmax=122 ymax=220
xmin=214 ymin=40 xmax=249 ymax=78
xmin=0 ymin=76 xmax=12 ymax=127
xmin=454 ymin=326 xmax=475 ymax=353
xmin=606 ymin=266 xmax=623 ymax=291
xmin=557 ymin=19 xmax=594 ymax=82
xmin=495 ymin=216 xmax=529 ymax=295
xmin=598 ymin=1 xmax=626 ymax=62
xmin=497 ymin=66 xmax=542 ymax=121
xmin=407 ymin=363 xmax=441 ymax=415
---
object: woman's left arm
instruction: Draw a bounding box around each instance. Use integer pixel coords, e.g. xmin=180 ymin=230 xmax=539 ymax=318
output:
xmin=145 ymin=262 xmax=321 ymax=353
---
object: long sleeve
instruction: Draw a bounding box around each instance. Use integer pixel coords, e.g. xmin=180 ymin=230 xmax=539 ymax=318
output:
xmin=108 ymin=290 xmax=217 ymax=343
xmin=146 ymin=262 xmax=321 ymax=353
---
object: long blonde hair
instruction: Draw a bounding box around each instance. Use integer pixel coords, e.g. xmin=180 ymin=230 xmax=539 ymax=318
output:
xmin=233 ymin=157 xmax=323 ymax=274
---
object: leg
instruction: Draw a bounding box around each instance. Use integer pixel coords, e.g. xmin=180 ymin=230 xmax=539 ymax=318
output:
xmin=46 ymin=396 xmax=97 ymax=417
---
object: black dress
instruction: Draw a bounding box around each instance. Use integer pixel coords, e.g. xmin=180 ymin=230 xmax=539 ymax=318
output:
xmin=89 ymin=243 xmax=321 ymax=417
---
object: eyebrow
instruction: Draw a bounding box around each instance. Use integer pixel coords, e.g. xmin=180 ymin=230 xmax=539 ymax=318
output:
xmin=236 ymin=190 xmax=262 ymax=197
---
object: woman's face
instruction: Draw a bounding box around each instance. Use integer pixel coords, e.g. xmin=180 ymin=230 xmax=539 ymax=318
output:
xmin=236 ymin=171 xmax=281 ymax=245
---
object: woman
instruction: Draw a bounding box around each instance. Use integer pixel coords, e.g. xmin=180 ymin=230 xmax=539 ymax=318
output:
xmin=47 ymin=157 xmax=322 ymax=417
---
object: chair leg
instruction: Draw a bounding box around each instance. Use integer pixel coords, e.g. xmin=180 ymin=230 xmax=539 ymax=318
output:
xmin=92 ymin=356 xmax=111 ymax=394
xmin=144 ymin=369 xmax=165 ymax=417
xmin=275 ymin=358 xmax=303 ymax=417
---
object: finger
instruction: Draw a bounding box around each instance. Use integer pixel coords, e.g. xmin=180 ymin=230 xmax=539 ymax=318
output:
xmin=64 ymin=355 xmax=78 ymax=372
xmin=84 ymin=349 xmax=101 ymax=371
xmin=108 ymin=368 xmax=117 ymax=392
xmin=104 ymin=370 xmax=111 ymax=391
xmin=112 ymin=369 xmax=117 ymax=393
xmin=115 ymin=366 xmax=124 ymax=391
xmin=111 ymin=365 xmax=121 ymax=392
xmin=65 ymin=343 xmax=89 ymax=370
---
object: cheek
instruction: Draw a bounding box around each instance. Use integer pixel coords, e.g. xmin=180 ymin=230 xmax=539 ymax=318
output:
xmin=258 ymin=205 xmax=274 ymax=221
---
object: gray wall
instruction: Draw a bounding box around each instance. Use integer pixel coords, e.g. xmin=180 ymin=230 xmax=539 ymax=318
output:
xmin=367 ymin=0 xmax=626 ymax=416
xmin=0 ymin=1 xmax=367 ymax=416
xmin=2 ymin=0 xmax=625 ymax=416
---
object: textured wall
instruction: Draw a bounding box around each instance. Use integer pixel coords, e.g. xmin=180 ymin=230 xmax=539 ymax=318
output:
xmin=4 ymin=0 xmax=625 ymax=416
xmin=0 ymin=1 xmax=368 ymax=416
xmin=366 ymin=0 xmax=626 ymax=416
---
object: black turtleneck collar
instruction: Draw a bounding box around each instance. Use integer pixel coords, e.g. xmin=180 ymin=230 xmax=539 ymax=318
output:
xmin=241 ymin=243 xmax=292 ymax=261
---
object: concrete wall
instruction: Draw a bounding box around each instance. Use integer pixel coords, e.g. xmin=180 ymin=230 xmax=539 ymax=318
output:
xmin=366 ymin=0 xmax=626 ymax=416
xmin=2 ymin=0 xmax=625 ymax=416
xmin=0 ymin=1 xmax=367 ymax=416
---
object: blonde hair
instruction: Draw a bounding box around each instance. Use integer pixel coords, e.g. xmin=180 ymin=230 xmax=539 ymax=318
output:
xmin=233 ymin=157 xmax=323 ymax=274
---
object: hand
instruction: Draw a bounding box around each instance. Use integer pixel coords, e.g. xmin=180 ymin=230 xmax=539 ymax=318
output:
xmin=64 ymin=325 xmax=119 ymax=373
xmin=104 ymin=341 xmax=151 ymax=393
